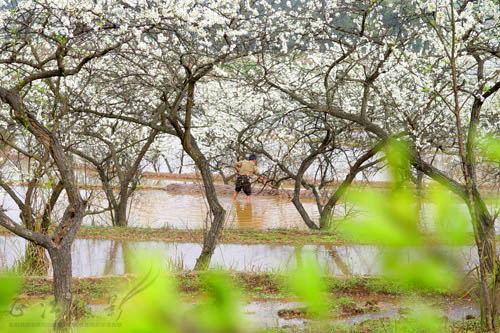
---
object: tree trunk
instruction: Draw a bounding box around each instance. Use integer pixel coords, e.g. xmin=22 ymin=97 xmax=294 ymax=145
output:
xmin=319 ymin=143 xmax=383 ymax=230
xmin=291 ymin=195 xmax=319 ymax=230
xmin=195 ymin=206 xmax=225 ymax=270
xmin=166 ymin=77 xmax=226 ymax=270
xmin=194 ymin=160 xmax=226 ymax=270
xmin=19 ymin=214 xmax=50 ymax=275
xmin=319 ymin=207 xmax=334 ymax=230
xmin=185 ymin=144 xmax=225 ymax=270
xmin=113 ymin=191 xmax=129 ymax=227
xmin=163 ymin=156 xmax=174 ymax=173
xmin=473 ymin=199 xmax=498 ymax=331
xmin=219 ymin=170 xmax=229 ymax=185
xmin=48 ymin=244 xmax=73 ymax=330
xmin=178 ymin=151 xmax=184 ymax=174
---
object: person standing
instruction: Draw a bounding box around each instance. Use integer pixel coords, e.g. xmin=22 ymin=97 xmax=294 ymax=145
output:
xmin=233 ymin=154 xmax=266 ymax=202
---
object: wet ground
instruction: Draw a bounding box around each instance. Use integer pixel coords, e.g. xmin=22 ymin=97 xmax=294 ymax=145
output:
xmin=86 ymin=299 xmax=480 ymax=329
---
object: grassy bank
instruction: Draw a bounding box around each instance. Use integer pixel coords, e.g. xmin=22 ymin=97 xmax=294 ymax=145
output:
xmin=19 ymin=273 xmax=412 ymax=301
xmin=0 ymin=225 xmax=480 ymax=245
xmin=17 ymin=273 xmax=470 ymax=312
xmin=0 ymin=225 xmax=342 ymax=245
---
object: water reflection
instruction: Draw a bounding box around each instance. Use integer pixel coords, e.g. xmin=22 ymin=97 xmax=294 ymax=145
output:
xmin=0 ymin=236 xmax=480 ymax=278
xmin=233 ymin=200 xmax=261 ymax=228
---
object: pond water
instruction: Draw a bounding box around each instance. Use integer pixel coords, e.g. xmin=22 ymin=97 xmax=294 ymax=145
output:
xmin=0 ymin=182 xmax=322 ymax=230
xmin=0 ymin=236 xmax=480 ymax=277
xmin=2 ymin=180 xmax=492 ymax=232
xmin=116 ymin=190 xmax=320 ymax=230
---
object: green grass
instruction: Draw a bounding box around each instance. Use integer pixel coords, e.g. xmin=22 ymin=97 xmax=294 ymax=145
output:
xmin=0 ymin=224 xmax=483 ymax=246
xmin=0 ymin=225 xmax=344 ymax=246
xmin=19 ymin=274 xmax=426 ymax=303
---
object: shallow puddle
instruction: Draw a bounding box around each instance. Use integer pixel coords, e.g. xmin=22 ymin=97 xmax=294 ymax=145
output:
xmin=338 ymin=303 xmax=400 ymax=326
xmin=88 ymin=298 xmax=479 ymax=329
xmin=88 ymin=300 xmax=308 ymax=329
xmin=339 ymin=302 xmax=480 ymax=326
xmin=0 ymin=236 xmax=482 ymax=277
xmin=245 ymin=301 xmax=307 ymax=328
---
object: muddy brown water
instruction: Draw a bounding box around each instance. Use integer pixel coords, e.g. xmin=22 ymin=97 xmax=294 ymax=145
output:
xmin=1 ymin=178 xmax=497 ymax=232
xmin=0 ymin=181 xmax=323 ymax=229
xmin=120 ymin=190 xmax=320 ymax=229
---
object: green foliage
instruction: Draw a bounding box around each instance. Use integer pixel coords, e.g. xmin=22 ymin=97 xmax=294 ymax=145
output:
xmin=190 ymin=270 xmax=246 ymax=332
xmin=0 ymin=274 xmax=20 ymax=315
xmin=76 ymin=253 xmax=248 ymax=332
xmin=341 ymin=188 xmax=421 ymax=246
xmin=384 ymin=138 xmax=412 ymax=186
xmin=0 ymin=273 xmax=56 ymax=333
xmin=429 ymin=184 xmax=469 ymax=245
xmin=480 ymin=135 xmax=500 ymax=162
xmin=391 ymin=303 xmax=446 ymax=332
xmin=286 ymin=255 xmax=329 ymax=319
xmin=339 ymin=139 xmax=463 ymax=293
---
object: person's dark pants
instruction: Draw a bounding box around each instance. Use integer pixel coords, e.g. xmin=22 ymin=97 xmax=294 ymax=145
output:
xmin=235 ymin=175 xmax=251 ymax=195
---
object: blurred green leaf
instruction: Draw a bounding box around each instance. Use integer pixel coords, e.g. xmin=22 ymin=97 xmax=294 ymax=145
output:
xmin=384 ymin=138 xmax=411 ymax=186
xmin=339 ymin=188 xmax=421 ymax=246
xmin=192 ymin=270 xmax=245 ymax=332
xmin=81 ymin=253 xmax=246 ymax=333
xmin=0 ymin=274 xmax=55 ymax=333
xmin=0 ymin=274 xmax=20 ymax=314
xmin=480 ymin=135 xmax=500 ymax=162
xmin=81 ymin=252 xmax=182 ymax=333
xmin=383 ymin=250 xmax=458 ymax=291
xmin=394 ymin=303 xmax=446 ymax=332
xmin=340 ymin=140 xmax=461 ymax=294
xmin=287 ymin=255 xmax=328 ymax=319
xmin=429 ymin=183 xmax=469 ymax=245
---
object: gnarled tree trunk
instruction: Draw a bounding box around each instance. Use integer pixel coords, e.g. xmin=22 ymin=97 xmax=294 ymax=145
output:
xmin=193 ymin=155 xmax=226 ymax=270
xmin=471 ymin=194 xmax=498 ymax=330
xmin=48 ymin=244 xmax=73 ymax=329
